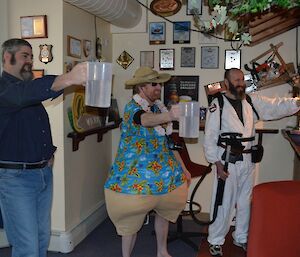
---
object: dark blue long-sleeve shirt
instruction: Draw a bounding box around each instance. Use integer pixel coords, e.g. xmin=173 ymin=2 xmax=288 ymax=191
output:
xmin=0 ymin=71 xmax=63 ymax=163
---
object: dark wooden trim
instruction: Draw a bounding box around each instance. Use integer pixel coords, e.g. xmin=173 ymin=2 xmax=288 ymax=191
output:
xmin=67 ymin=119 xmax=122 ymax=151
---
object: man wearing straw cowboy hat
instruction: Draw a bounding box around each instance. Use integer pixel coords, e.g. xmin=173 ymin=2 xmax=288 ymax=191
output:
xmin=104 ymin=67 xmax=191 ymax=257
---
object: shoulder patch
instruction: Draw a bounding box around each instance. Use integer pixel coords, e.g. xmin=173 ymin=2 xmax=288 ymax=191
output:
xmin=209 ymin=103 xmax=217 ymax=113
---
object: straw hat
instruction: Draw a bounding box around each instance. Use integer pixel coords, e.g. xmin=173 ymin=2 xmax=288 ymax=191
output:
xmin=125 ymin=66 xmax=171 ymax=87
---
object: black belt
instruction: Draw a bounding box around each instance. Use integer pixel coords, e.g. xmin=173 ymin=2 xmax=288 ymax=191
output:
xmin=0 ymin=161 xmax=48 ymax=170
xmin=218 ymin=143 xmax=252 ymax=153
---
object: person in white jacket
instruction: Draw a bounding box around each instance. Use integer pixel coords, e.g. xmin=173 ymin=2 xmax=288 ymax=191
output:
xmin=203 ymin=68 xmax=300 ymax=256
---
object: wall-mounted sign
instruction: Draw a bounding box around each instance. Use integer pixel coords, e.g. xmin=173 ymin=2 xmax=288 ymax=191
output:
xmin=39 ymin=44 xmax=53 ymax=64
xmin=163 ymin=76 xmax=199 ymax=107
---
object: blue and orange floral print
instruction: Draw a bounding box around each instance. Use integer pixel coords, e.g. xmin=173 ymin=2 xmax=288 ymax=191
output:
xmin=104 ymin=99 xmax=185 ymax=195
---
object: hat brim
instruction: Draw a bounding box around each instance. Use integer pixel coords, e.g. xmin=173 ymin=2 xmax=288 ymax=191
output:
xmin=125 ymin=73 xmax=171 ymax=87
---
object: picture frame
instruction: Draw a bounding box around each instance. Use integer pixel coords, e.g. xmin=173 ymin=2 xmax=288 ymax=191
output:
xmin=201 ymin=46 xmax=219 ymax=69
xmin=83 ymin=39 xmax=91 ymax=57
xmin=67 ymin=35 xmax=81 ymax=59
xmin=181 ymin=47 xmax=195 ymax=67
xmin=225 ymin=49 xmax=241 ymax=69
xmin=187 ymin=0 xmax=202 ymax=15
xmin=140 ymin=51 xmax=154 ymax=68
xmin=20 ymin=15 xmax=47 ymax=39
xmin=159 ymin=49 xmax=175 ymax=70
xmin=32 ymin=69 xmax=44 ymax=79
xmin=173 ymin=21 xmax=191 ymax=44
xmin=149 ymin=22 xmax=166 ymax=45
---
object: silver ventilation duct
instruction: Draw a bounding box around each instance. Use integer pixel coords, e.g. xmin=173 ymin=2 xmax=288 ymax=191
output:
xmin=64 ymin=0 xmax=142 ymax=28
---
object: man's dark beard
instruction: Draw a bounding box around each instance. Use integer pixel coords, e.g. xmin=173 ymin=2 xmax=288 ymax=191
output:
xmin=20 ymin=63 xmax=33 ymax=81
xmin=228 ymin=80 xmax=245 ymax=100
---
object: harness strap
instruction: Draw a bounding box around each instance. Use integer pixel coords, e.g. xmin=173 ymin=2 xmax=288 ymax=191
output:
xmin=217 ymin=135 xmax=255 ymax=153
xmin=217 ymin=142 xmax=252 ymax=153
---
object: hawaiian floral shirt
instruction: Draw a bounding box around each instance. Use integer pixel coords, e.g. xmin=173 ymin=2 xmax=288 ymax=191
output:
xmin=104 ymin=99 xmax=185 ymax=195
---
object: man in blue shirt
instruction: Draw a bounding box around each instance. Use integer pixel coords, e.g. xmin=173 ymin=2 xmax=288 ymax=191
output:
xmin=0 ymin=38 xmax=87 ymax=257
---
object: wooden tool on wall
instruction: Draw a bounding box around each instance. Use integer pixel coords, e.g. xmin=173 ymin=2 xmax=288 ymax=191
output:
xmin=247 ymin=42 xmax=295 ymax=90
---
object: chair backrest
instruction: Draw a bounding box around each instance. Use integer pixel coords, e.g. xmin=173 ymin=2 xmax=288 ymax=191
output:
xmin=171 ymin=132 xmax=211 ymax=178
xmin=247 ymin=180 xmax=300 ymax=257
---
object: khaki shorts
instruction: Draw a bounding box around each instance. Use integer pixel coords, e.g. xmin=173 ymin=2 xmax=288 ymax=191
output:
xmin=105 ymin=182 xmax=188 ymax=236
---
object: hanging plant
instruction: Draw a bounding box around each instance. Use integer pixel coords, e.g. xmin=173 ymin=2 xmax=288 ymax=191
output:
xmin=191 ymin=0 xmax=300 ymax=45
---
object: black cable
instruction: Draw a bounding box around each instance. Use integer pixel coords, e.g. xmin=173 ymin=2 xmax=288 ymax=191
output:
xmin=230 ymin=40 xmax=243 ymax=50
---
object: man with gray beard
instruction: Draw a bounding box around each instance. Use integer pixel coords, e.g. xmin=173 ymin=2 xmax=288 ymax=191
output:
xmin=0 ymin=38 xmax=87 ymax=257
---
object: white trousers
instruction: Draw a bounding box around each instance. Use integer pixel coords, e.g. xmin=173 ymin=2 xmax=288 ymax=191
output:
xmin=208 ymin=158 xmax=255 ymax=245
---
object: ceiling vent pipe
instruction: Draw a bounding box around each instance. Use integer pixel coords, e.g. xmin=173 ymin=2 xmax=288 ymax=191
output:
xmin=64 ymin=0 xmax=142 ymax=28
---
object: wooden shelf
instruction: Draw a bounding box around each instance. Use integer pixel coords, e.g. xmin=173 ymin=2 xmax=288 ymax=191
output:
xmin=67 ymin=119 xmax=122 ymax=151
xmin=282 ymin=129 xmax=300 ymax=158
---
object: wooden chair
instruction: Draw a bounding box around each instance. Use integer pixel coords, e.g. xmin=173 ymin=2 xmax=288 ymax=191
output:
xmin=247 ymin=180 xmax=300 ymax=257
xmin=167 ymin=132 xmax=212 ymax=251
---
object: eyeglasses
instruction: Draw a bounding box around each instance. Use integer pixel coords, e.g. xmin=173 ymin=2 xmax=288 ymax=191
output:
xmin=151 ymin=82 xmax=160 ymax=87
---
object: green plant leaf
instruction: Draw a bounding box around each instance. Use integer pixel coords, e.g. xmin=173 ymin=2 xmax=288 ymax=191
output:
xmin=241 ymin=33 xmax=252 ymax=45
xmin=227 ymin=20 xmax=238 ymax=34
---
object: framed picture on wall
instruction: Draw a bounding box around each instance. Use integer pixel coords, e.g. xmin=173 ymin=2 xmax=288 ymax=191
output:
xmin=201 ymin=46 xmax=219 ymax=69
xmin=181 ymin=47 xmax=195 ymax=67
xmin=173 ymin=21 xmax=191 ymax=44
xmin=20 ymin=15 xmax=48 ymax=39
xmin=140 ymin=51 xmax=154 ymax=68
xmin=225 ymin=49 xmax=241 ymax=69
xmin=159 ymin=48 xmax=175 ymax=70
xmin=67 ymin=35 xmax=81 ymax=58
xmin=187 ymin=0 xmax=202 ymax=15
xmin=149 ymin=22 xmax=166 ymax=45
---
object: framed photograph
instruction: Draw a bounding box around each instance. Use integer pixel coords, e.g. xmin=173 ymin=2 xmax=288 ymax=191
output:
xmin=181 ymin=47 xmax=195 ymax=67
xmin=32 ymin=69 xmax=44 ymax=79
xmin=225 ymin=49 xmax=241 ymax=69
xmin=20 ymin=15 xmax=47 ymax=39
xmin=149 ymin=22 xmax=166 ymax=45
xmin=67 ymin=35 xmax=81 ymax=58
xmin=201 ymin=46 xmax=219 ymax=69
xmin=187 ymin=0 xmax=202 ymax=15
xmin=83 ymin=39 xmax=91 ymax=57
xmin=173 ymin=21 xmax=191 ymax=44
xmin=140 ymin=51 xmax=154 ymax=68
xmin=159 ymin=49 xmax=175 ymax=70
